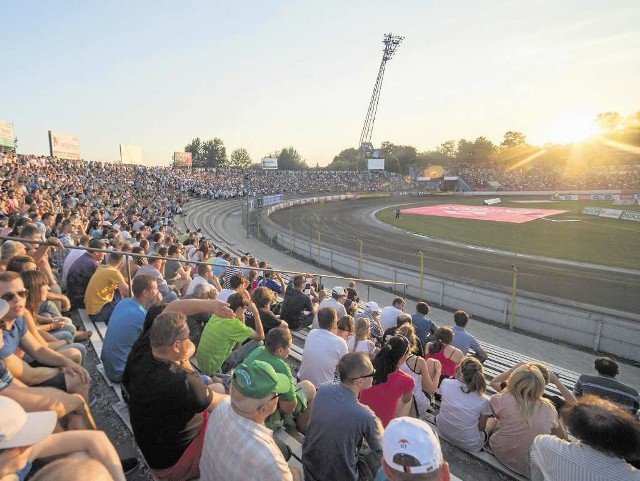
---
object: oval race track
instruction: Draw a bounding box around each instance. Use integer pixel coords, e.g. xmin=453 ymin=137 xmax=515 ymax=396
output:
xmin=270 ymin=197 xmax=640 ymax=315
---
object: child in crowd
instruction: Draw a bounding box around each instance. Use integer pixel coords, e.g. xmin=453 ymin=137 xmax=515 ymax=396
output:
xmin=347 ymin=317 xmax=379 ymax=357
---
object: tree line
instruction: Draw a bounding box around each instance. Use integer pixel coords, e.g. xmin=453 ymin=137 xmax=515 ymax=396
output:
xmin=182 ymin=110 xmax=639 ymax=172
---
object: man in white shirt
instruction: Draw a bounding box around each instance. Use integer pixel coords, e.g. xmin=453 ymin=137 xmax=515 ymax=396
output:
xmin=318 ymin=286 xmax=347 ymax=318
xmin=185 ymin=263 xmax=220 ymax=297
xmin=298 ymin=308 xmax=348 ymax=387
xmin=379 ymin=297 xmax=406 ymax=331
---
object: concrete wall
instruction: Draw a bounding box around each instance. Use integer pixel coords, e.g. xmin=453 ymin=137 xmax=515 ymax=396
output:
xmin=259 ymin=195 xmax=640 ymax=362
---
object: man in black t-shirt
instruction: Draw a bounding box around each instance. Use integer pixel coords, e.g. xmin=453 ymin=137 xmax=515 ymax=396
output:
xmin=249 ymin=287 xmax=288 ymax=336
xmin=123 ymin=311 xmax=227 ymax=481
xmin=279 ymin=275 xmax=317 ymax=330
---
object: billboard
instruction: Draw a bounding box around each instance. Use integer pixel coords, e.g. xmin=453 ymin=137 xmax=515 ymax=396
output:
xmin=367 ymin=158 xmax=385 ymax=170
xmin=261 ymin=157 xmax=278 ymax=169
xmin=0 ymin=120 xmax=15 ymax=149
xmin=119 ymin=144 xmax=142 ymax=164
xmin=49 ymin=131 xmax=81 ymax=159
xmin=173 ymin=152 xmax=193 ymax=167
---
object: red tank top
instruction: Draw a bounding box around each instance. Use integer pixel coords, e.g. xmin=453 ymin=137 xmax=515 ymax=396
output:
xmin=425 ymin=347 xmax=457 ymax=378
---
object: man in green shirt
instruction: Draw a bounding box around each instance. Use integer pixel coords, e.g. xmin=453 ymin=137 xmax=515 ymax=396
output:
xmin=245 ymin=327 xmax=316 ymax=433
xmin=196 ymin=292 xmax=264 ymax=375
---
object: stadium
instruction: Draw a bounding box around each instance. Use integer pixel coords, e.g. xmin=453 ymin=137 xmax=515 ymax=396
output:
xmin=2 ymin=3 xmax=640 ymax=481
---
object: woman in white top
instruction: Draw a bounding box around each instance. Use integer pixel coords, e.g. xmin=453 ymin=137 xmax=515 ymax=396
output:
xmin=346 ymin=317 xmax=379 ymax=357
xmin=436 ymin=356 xmax=495 ymax=452
xmin=397 ymin=324 xmax=441 ymax=417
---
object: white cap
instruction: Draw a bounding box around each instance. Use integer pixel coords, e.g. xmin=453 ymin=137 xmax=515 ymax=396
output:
xmin=0 ymin=397 xmax=57 ymax=449
xmin=382 ymin=417 xmax=444 ymax=475
xmin=331 ymin=286 xmax=346 ymax=297
xmin=365 ymin=301 xmax=380 ymax=313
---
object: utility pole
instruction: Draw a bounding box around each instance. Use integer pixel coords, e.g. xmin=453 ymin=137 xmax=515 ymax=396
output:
xmin=357 ymin=33 xmax=404 ymax=171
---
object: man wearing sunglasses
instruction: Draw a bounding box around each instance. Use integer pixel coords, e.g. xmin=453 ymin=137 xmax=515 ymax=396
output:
xmin=0 ymin=271 xmax=90 ymax=401
xmin=199 ymin=359 xmax=300 ymax=481
xmin=302 ymin=352 xmax=384 ymax=481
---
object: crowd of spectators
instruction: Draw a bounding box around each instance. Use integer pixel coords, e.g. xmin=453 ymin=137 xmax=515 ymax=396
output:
xmin=456 ymin=163 xmax=640 ymax=191
xmin=0 ymin=149 xmax=639 ymax=481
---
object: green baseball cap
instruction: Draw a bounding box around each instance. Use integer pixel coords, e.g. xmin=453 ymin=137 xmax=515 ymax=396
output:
xmin=232 ymin=360 xmax=291 ymax=399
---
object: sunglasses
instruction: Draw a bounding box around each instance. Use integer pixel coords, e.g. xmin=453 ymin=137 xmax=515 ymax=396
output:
xmin=258 ymin=392 xmax=281 ymax=410
xmin=353 ymin=369 xmax=376 ymax=380
xmin=1 ymin=289 xmax=28 ymax=302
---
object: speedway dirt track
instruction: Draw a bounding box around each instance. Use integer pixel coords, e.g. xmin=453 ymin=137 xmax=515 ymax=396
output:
xmin=270 ymin=197 xmax=640 ymax=315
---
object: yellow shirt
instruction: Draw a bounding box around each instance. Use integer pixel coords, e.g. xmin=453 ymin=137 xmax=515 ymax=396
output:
xmin=84 ymin=265 xmax=125 ymax=315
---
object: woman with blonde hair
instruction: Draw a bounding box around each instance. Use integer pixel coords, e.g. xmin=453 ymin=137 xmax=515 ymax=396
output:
xmin=489 ymin=364 xmax=566 ymax=476
xmin=347 ymin=317 xmax=379 ymax=357
xmin=437 ymin=356 xmax=494 ymax=452
xmin=398 ymin=323 xmax=441 ymax=416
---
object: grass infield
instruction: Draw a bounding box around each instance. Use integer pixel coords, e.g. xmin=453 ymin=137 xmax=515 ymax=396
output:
xmin=377 ymin=197 xmax=640 ymax=270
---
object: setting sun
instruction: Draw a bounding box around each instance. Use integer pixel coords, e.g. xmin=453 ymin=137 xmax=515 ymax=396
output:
xmin=542 ymin=113 xmax=599 ymax=145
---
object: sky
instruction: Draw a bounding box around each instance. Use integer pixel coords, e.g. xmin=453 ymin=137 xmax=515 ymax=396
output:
xmin=2 ymin=0 xmax=640 ymax=166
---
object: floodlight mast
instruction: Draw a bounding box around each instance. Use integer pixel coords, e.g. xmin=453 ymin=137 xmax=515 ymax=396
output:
xmin=358 ymin=33 xmax=404 ymax=171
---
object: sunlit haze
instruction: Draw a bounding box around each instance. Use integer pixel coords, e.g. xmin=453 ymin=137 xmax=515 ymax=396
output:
xmin=2 ymin=1 xmax=639 ymax=166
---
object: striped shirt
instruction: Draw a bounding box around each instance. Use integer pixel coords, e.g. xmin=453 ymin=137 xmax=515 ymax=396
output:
xmin=530 ymin=435 xmax=639 ymax=481
xmin=574 ymin=374 xmax=639 ymax=413
xmin=199 ymin=399 xmax=293 ymax=481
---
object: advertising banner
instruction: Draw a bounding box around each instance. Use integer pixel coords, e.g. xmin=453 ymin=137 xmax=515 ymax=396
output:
xmin=173 ymin=152 xmax=193 ymax=167
xmin=0 ymin=120 xmax=15 ymax=148
xmin=119 ymin=144 xmax=142 ymax=164
xmin=261 ymin=157 xmax=278 ymax=170
xmin=591 ymin=194 xmax=620 ymax=200
xmin=582 ymin=207 xmax=602 ymax=216
xmin=598 ymin=209 xmax=623 ymax=219
xmin=556 ymin=195 xmax=579 ymax=201
xmin=621 ymin=211 xmax=640 ymax=222
xmin=367 ymin=158 xmax=385 ymax=170
xmin=49 ymin=131 xmax=81 ymax=159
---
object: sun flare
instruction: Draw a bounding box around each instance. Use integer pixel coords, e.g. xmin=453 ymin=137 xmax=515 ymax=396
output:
xmin=543 ymin=113 xmax=599 ymax=144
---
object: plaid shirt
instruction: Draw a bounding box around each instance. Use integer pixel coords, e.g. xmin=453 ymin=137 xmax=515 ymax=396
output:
xmin=199 ymin=399 xmax=293 ymax=481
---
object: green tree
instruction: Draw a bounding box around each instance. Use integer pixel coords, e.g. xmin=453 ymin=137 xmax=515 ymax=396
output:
xmin=437 ymin=140 xmax=457 ymax=159
xmin=457 ymin=138 xmax=475 ymax=161
xmin=273 ymin=146 xmax=308 ymax=170
xmin=379 ymin=141 xmax=417 ymax=174
xmin=501 ymin=131 xmax=527 ymax=148
xmin=229 ymin=147 xmax=252 ymax=168
xmin=201 ymin=137 xmax=227 ymax=168
xmin=473 ymin=136 xmax=495 ymax=161
xmin=326 ymin=147 xmax=358 ymax=170
xmin=595 ymin=112 xmax=623 ymax=132
xmin=185 ymin=137 xmax=204 ymax=167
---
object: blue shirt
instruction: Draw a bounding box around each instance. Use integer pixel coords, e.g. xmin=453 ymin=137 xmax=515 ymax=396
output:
xmin=0 ymin=317 xmax=27 ymax=360
xmin=411 ymin=313 xmax=437 ymax=347
xmin=212 ymin=257 xmax=229 ymax=278
xmin=0 ymin=359 xmax=14 ymax=390
xmin=101 ymin=298 xmax=147 ymax=382
xmin=451 ymin=325 xmax=481 ymax=355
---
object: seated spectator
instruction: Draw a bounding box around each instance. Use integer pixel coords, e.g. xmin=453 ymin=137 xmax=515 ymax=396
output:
xmin=210 ymin=251 xmax=229 ymax=279
xmin=0 ymin=240 xmax=27 ymax=271
xmin=318 ymin=286 xmax=348 ymax=318
xmin=84 ymin=251 xmax=129 ymax=323
xmin=0 ymin=271 xmax=90 ymax=400
xmin=184 ymin=263 xmax=220 ymax=297
xmin=135 ymin=254 xmax=178 ymax=303
xmin=250 ymin=287 xmax=287 ymax=335
xmin=298 ymin=307 xmax=348 ymax=387
xmin=217 ymin=273 xmax=247 ymax=303
xmin=425 ymin=327 xmax=464 ymax=384
xmin=0 ymin=396 xmax=127 ymax=481
xmin=411 ymin=301 xmax=437 ymax=348
xmin=379 ymin=297 xmax=405 ymax=331
xmin=530 ymin=396 xmax=640 ymax=480
xmin=100 ymin=274 xmax=160 ymax=382
xmin=450 ymin=310 xmax=487 ymax=363
xmin=302 ymin=352 xmax=383 ymax=481
xmin=60 ymin=235 xmax=92 ymax=289
xmin=123 ymin=311 xmax=227 ymax=481
xmin=196 ymin=292 xmax=264 ymax=375
xmin=257 ymin=269 xmax=285 ymax=295
xmin=5 ymin=255 xmax=38 ymax=273
xmin=19 ymin=223 xmax=62 ymax=287
xmin=222 ymin=257 xmax=244 ymax=289
xmin=489 ymin=364 xmax=566 ymax=477
xmin=164 ymin=244 xmax=191 ymax=296
xmin=398 ymin=324 xmax=440 ymax=417
xmin=436 ymin=356 xmax=494 ymax=452
xmin=337 ymin=314 xmax=355 ymax=341
xmin=573 ymin=356 xmax=639 ymax=414
xmin=244 ymin=328 xmax=316 ymax=433
xmin=199 ymin=360 xmax=300 ymax=481
xmin=376 ymin=417 xmax=450 ymax=481
xmin=355 ymin=301 xmax=384 ymax=341
xmin=348 ymin=317 xmax=379 ymax=357
xmin=66 ymin=239 xmax=106 ymax=309
xmin=279 ymin=274 xmax=316 ymax=330
xmin=382 ymin=313 xmax=413 ymax=347
xmin=360 ymin=335 xmax=415 ymax=427
xmin=346 ymin=280 xmax=359 ymax=302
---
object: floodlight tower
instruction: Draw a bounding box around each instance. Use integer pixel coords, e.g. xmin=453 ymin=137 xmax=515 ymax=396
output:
xmin=357 ymin=33 xmax=404 ymax=170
